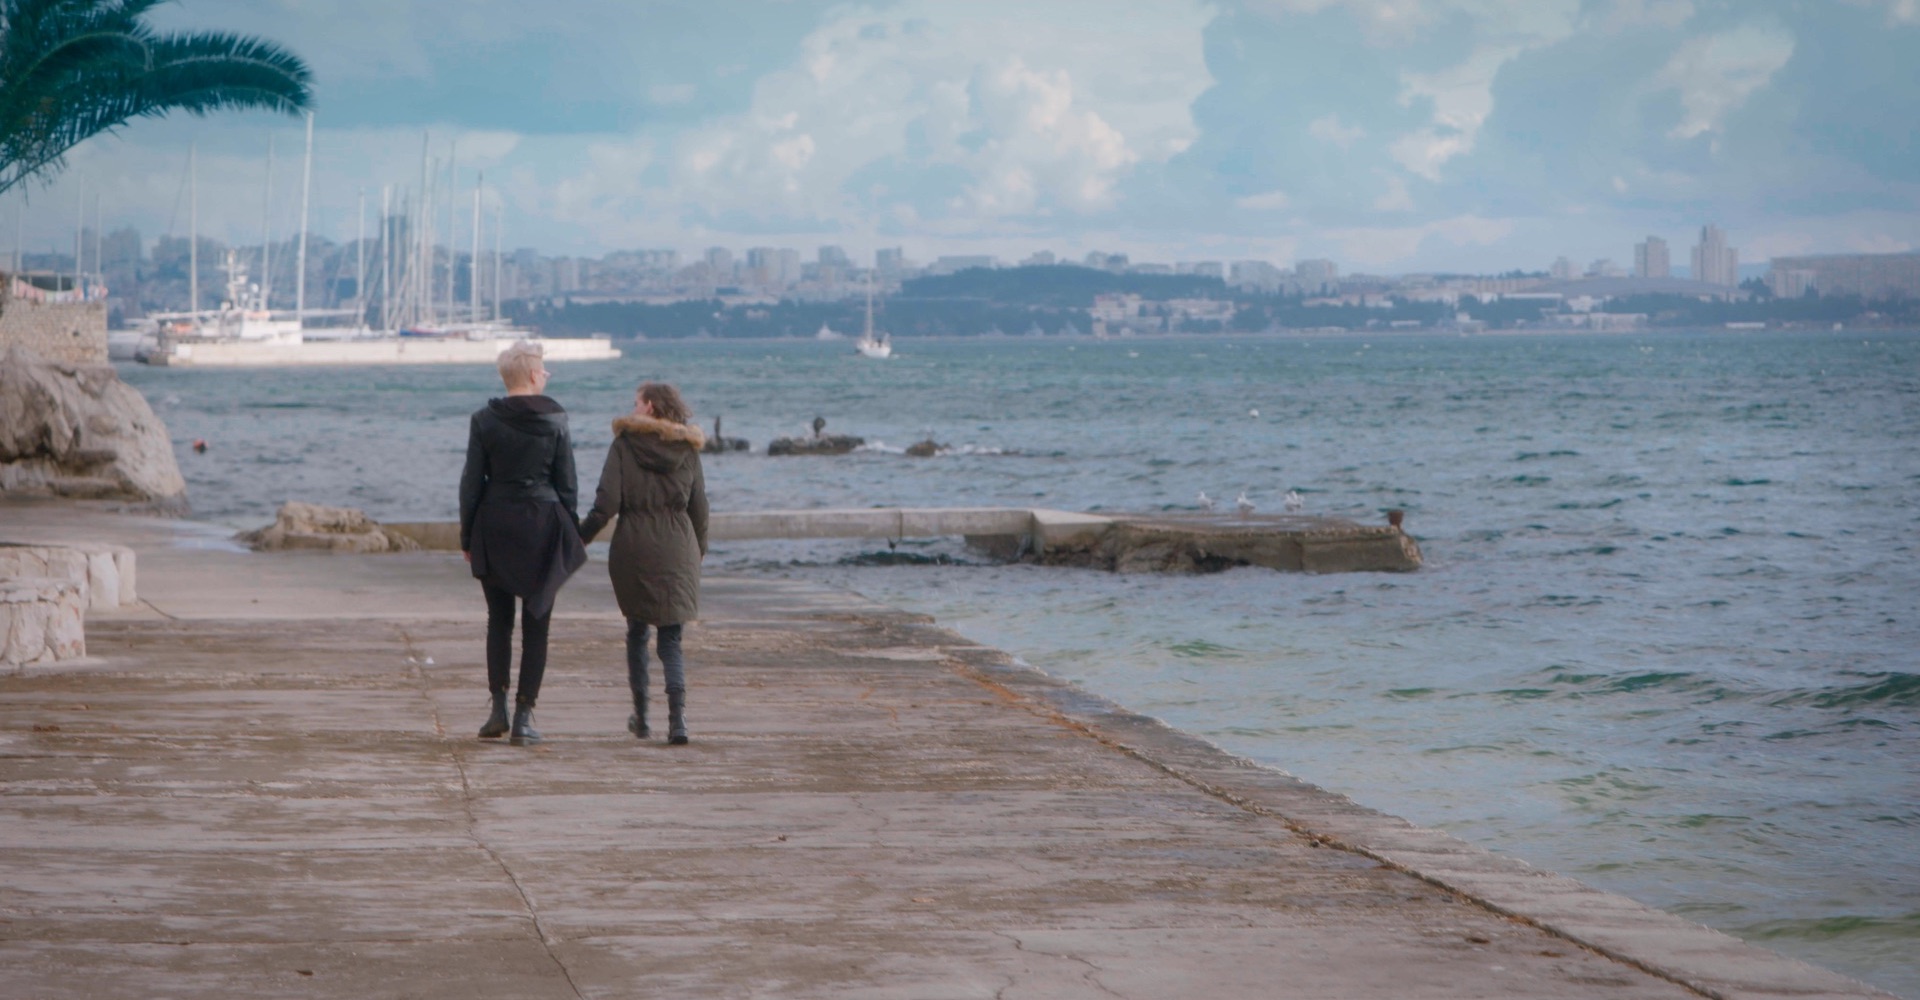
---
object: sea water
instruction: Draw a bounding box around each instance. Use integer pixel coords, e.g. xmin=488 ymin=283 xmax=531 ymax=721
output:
xmin=123 ymin=330 xmax=1920 ymax=996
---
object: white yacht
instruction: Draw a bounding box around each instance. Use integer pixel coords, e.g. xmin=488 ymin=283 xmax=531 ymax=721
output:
xmin=854 ymin=280 xmax=892 ymax=359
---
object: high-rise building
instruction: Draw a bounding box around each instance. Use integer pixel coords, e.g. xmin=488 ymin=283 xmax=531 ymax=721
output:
xmin=1634 ymin=236 xmax=1670 ymax=279
xmin=704 ymin=247 xmax=734 ymax=282
xmin=876 ymin=247 xmax=906 ymax=275
xmin=1550 ymin=256 xmax=1575 ymax=280
xmin=1691 ymin=225 xmax=1738 ymax=286
xmin=1295 ymin=258 xmax=1338 ymax=293
xmin=818 ymin=245 xmax=850 ymax=268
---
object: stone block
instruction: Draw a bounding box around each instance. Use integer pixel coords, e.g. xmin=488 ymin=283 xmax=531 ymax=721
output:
xmin=0 ymin=576 xmax=86 ymax=665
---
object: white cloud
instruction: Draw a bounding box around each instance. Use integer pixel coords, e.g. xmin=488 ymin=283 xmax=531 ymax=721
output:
xmin=1586 ymin=0 xmax=1694 ymax=32
xmin=1235 ymin=189 xmax=1293 ymax=211
xmin=1654 ymin=22 xmax=1796 ymax=140
xmin=1326 ymin=214 xmax=1513 ymax=267
xmin=648 ymin=84 xmax=698 ymax=106
xmin=1308 ymin=114 xmax=1366 ymax=149
xmin=1373 ymin=173 xmax=1414 ymax=211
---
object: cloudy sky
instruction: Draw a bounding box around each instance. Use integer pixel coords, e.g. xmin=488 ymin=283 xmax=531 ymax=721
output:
xmin=13 ymin=0 xmax=1920 ymax=273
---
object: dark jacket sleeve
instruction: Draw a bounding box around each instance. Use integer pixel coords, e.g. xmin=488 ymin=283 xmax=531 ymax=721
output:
xmin=688 ymin=451 xmax=709 ymax=558
xmin=457 ymin=413 xmax=487 ymax=551
xmin=577 ymin=444 xmax=622 ymax=544
xmin=551 ymin=424 xmax=580 ymax=528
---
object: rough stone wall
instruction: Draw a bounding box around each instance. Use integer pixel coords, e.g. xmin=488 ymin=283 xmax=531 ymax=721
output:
xmin=0 ymin=291 xmax=109 ymax=365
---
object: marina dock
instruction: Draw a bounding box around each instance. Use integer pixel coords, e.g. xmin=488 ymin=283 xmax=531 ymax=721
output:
xmin=0 ymin=501 xmax=1895 ymax=998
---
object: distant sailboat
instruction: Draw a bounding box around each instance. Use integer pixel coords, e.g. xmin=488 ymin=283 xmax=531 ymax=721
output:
xmin=816 ymin=322 xmax=845 ymax=341
xmin=855 ymin=278 xmax=892 ymax=359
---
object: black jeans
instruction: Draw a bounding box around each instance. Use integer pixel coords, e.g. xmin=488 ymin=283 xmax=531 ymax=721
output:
xmin=484 ymin=581 xmax=551 ymax=704
xmin=626 ymin=620 xmax=685 ymax=700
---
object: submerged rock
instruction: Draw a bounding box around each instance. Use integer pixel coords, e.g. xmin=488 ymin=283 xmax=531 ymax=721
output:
xmin=0 ymin=345 xmax=186 ymax=508
xmin=905 ymin=439 xmax=947 ymax=457
xmin=239 ymin=502 xmax=422 ymax=553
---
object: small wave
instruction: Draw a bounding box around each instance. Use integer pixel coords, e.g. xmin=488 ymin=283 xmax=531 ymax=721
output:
xmin=1723 ymin=477 xmax=1773 ymax=486
xmin=1741 ymin=913 xmax=1920 ymax=943
xmin=1508 ymin=475 xmax=1552 ymax=486
xmin=1773 ymin=672 xmax=1920 ymax=710
xmin=1165 ymin=639 xmax=1246 ymax=659
xmin=836 ymin=550 xmax=971 ymax=567
xmin=853 ymin=441 xmax=907 ymax=455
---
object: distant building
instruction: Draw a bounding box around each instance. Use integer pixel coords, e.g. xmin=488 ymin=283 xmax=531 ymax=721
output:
xmin=1180 ymin=261 xmax=1225 ymax=280
xmin=1769 ymin=268 xmax=1817 ymax=299
xmin=1634 ymin=236 xmax=1670 ymax=279
xmin=818 ymin=245 xmax=850 ymax=268
xmin=1767 ymin=251 xmax=1920 ymax=300
xmin=1084 ymin=251 xmax=1128 ymax=271
xmin=875 ymin=247 xmax=906 ymax=275
xmin=704 ymin=247 xmax=734 ymax=282
xmin=1230 ymin=260 xmax=1286 ymax=292
xmin=1294 ymin=258 xmax=1338 ymax=293
xmin=1021 ymin=250 xmax=1056 ymax=267
xmin=926 ymin=255 xmax=996 ymax=276
xmin=1550 ymin=256 xmax=1575 ymax=280
xmin=1587 ymin=258 xmax=1624 ymax=279
xmin=1691 ymin=224 xmax=1738 ymax=286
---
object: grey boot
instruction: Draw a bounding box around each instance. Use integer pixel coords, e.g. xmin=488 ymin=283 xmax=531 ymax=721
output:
xmin=478 ymin=690 xmax=509 ymax=739
xmin=667 ymin=690 xmax=688 ymax=745
xmin=509 ymin=699 xmax=542 ymax=746
xmin=627 ymin=690 xmax=651 ymax=740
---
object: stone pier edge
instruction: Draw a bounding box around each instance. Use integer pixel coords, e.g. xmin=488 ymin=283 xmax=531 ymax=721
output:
xmin=840 ymin=604 xmax=1893 ymax=1000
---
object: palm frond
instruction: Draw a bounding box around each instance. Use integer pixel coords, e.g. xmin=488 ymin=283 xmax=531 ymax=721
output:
xmin=0 ymin=0 xmax=311 ymax=197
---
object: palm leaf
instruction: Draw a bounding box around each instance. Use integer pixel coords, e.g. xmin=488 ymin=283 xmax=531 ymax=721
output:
xmin=0 ymin=0 xmax=312 ymax=197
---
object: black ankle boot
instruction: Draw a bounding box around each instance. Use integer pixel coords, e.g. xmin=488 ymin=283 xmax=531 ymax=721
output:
xmin=627 ymin=691 xmax=651 ymax=739
xmin=666 ymin=690 xmax=688 ymax=745
xmin=509 ymin=700 xmax=541 ymax=746
xmin=479 ymin=690 xmax=509 ymax=739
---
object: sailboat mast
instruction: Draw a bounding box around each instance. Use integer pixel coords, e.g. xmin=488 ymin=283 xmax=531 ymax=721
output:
xmin=261 ymin=137 xmax=274 ymax=310
xmin=443 ymin=143 xmax=457 ymax=325
xmin=72 ymin=178 xmax=82 ymax=295
xmin=355 ymin=188 xmax=366 ymax=324
xmin=469 ymin=172 xmax=481 ymax=322
xmin=378 ymin=185 xmax=392 ymax=329
xmin=92 ymin=194 xmax=101 ymax=297
xmin=188 ymin=143 xmax=198 ymax=313
xmin=492 ymin=202 xmax=503 ymax=322
xmin=295 ymin=112 xmax=313 ymax=317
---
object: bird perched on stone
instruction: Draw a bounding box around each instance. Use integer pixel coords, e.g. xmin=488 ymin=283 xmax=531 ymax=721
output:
xmin=812 ymin=415 xmax=827 ymax=437
xmin=1284 ymin=490 xmax=1304 ymax=513
xmin=1236 ymin=491 xmax=1255 ymax=515
xmin=1196 ymin=491 xmax=1216 ymax=512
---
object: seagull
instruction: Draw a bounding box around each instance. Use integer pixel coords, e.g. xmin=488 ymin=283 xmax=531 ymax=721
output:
xmin=1196 ymin=491 xmax=1216 ymax=512
xmin=1248 ymin=408 xmax=1260 ymax=418
xmin=1283 ymin=490 xmax=1304 ymax=513
xmin=1236 ymin=491 xmax=1256 ymax=515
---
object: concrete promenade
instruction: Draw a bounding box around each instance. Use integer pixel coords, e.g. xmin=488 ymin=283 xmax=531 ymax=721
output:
xmin=0 ymin=502 xmax=1897 ymax=999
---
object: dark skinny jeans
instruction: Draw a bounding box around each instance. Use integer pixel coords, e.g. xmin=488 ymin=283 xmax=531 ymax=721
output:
xmin=627 ymin=620 xmax=685 ymax=702
xmin=484 ymin=582 xmax=551 ymax=705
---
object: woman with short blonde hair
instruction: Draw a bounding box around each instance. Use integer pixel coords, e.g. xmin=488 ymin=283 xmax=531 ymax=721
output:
xmin=458 ymin=341 xmax=587 ymax=745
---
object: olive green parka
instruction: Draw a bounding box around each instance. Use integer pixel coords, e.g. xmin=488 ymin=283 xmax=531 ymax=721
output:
xmin=578 ymin=414 xmax=709 ymax=625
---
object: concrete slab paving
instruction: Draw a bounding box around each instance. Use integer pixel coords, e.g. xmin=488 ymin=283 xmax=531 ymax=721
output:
xmin=0 ymin=500 xmax=1900 ymax=999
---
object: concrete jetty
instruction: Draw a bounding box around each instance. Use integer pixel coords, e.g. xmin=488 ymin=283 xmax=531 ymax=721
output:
xmin=0 ymin=500 xmax=1895 ymax=999
xmin=380 ymin=506 xmax=1424 ymax=573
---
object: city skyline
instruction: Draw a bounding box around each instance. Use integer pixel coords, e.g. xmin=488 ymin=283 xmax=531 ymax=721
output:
xmin=4 ymin=0 xmax=1916 ymax=275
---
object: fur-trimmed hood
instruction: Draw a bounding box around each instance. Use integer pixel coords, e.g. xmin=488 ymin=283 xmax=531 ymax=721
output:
xmin=611 ymin=413 xmax=707 ymax=450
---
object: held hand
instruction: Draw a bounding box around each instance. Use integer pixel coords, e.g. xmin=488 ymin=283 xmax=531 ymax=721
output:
xmin=463 ymin=550 xmax=472 ymax=563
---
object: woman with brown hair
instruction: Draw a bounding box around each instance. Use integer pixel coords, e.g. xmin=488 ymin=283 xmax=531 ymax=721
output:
xmin=578 ymin=382 xmax=709 ymax=745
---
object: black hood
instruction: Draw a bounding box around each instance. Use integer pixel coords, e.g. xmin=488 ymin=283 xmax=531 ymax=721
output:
xmin=488 ymin=395 xmax=568 ymax=435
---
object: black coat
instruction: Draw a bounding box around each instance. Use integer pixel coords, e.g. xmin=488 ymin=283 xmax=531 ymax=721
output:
xmin=459 ymin=395 xmax=586 ymax=618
